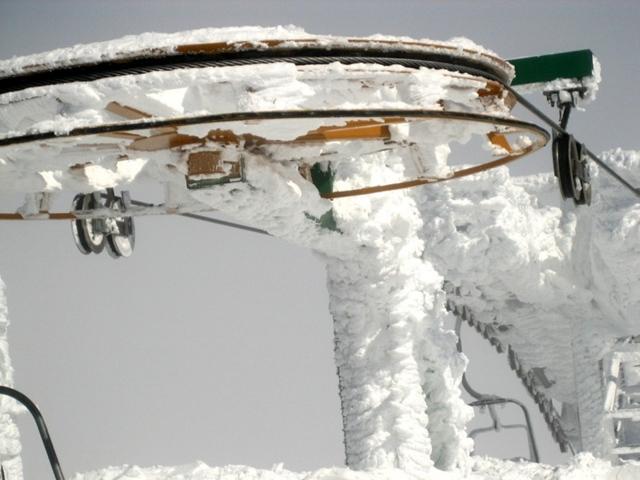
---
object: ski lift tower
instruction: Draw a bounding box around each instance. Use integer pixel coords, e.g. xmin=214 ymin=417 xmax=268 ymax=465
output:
xmin=0 ymin=28 xmax=639 ymax=478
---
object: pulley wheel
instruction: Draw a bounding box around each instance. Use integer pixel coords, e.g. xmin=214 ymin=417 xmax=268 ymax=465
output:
xmin=552 ymin=133 xmax=591 ymax=205
xmin=105 ymin=195 xmax=135 ymax=258
xmin=71 ymin=194 xmax=91 ymax=255
xmin=80 ymin=193 xmax=106 ymax=253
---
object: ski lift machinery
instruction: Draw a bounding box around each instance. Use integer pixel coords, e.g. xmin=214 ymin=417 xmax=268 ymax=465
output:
xmin=1 ymin=36 xmax=639 ymax=478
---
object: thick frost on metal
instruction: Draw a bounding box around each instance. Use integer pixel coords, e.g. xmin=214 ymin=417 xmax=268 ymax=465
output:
xmin=0 ymin=26 xmax=638 ymax=480
xmin=0 ymin=279 xmax=23 ymax=479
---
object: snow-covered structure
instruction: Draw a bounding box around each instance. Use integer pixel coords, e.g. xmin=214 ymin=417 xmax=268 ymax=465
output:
xmin=0 ymin=281 xmax=22 ymax=479
xmin=0 ymin=27 xmax=639 ymax=479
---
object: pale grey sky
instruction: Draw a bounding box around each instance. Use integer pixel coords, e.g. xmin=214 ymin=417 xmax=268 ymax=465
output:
xmin=1 ymin=1 xmax=638 ymax=478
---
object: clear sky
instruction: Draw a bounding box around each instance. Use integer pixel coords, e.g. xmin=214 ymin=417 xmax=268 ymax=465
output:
xmin=0 ymin=1 xmax=638 ymax=478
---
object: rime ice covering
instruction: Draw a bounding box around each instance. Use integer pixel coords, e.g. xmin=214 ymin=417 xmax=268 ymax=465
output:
xmin=71 ymin=151 xmax=640 ymax=479
xmin=74 ymin=454 xmax=640 ymax=479
xmin=0 ymin=279 xmax=23 ymax=479
xmin=0 ymin=26 xmax=637 ymax=480
xmin=417 ymin=150 xmax=640 ymax=457
xmin=0 ymin=25 xmax=506 ymax=78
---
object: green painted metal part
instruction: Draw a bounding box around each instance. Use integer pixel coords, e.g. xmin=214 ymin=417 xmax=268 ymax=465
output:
xmin=305 ymin=210 xmax=340 ymax=232
xmin=509 ymin=50 xmax=594 ymax=87
xmin=310 ymin=162 xmax=334 ymax=196
xmin=307 ymin=163 xmax=339 ymax=232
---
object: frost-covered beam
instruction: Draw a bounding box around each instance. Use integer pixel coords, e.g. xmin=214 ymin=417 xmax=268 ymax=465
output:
xmin=414 ymin=151 xmax=640 ymax=461
xmin=0 ymin=279 xmax=23 ymax=479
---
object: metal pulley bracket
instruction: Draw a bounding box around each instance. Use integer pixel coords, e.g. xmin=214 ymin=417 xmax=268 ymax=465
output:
xmin=104 ymin=189 xmax=135 ymax=258
xmin=544 ymin=87 xmax=586 ymax=111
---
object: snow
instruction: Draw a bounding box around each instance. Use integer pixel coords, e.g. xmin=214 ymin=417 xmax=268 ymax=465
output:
xmin=0 ymin=26 xmax=508 ymax=78
xmin=69 ymin=454 xmax=640 ymax=480
xmin=0 ymin=279 xmax=23 ymax=479
xmin=60 ymin=149 xmax=640 ymax=479
xmin=0 ymin=52 xmax=515 ymax=196
xmin=417 ymin=150 xmax=640 ymax=456
xmin=0 ymin=26 xmax=637 ymax=480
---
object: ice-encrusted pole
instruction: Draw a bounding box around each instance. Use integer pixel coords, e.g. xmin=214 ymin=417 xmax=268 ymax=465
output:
xmin=0 ymin=278 xmax=23 ymax=480
xmin=327 ymin=253 xmax=433 ymax=475
xmin=323 ymin=151 xmax=470 ymax=476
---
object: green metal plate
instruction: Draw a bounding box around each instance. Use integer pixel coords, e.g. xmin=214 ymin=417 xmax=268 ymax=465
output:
xmin=310 ymin=162 xmax=334 ymax=196
xmin=509 ymin=50 xmax=594 ymax=87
